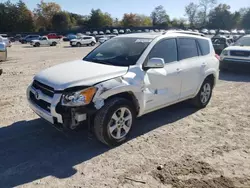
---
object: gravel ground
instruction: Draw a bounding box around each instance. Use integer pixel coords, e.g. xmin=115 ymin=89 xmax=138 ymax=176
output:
xmin=0 ymin=43 xmax=250 ymax=188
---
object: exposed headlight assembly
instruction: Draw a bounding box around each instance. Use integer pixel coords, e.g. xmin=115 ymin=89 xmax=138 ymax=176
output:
xmin=61 ymin=87 xmax=97 ymax=106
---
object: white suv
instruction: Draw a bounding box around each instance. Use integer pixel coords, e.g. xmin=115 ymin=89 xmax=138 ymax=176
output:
xmin=27 ymin=31 xmax=219 ymax=146
xmin=70 ymin=36 xmax=96 ymax=47
xmin=220 ymin=35 xmax=250 ymax=72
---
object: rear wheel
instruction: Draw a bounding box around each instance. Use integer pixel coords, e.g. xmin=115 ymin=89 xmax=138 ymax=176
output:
xmin=192 ymin=78 xmax=213 ymax=108
xmin=52 ymin=42 xmax=57 ymax=46
xmin=91 ymin=42 xmax=95 ymax=46
xmin=93 ymin=98 xmax=135 ymax=147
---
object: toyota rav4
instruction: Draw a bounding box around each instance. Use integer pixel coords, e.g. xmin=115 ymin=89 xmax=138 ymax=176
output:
xmin=27 ymin=31 xmax=220 ymax=146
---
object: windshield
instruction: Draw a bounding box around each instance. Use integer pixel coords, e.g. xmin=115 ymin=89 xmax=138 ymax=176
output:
xmin=83 ymin=37 xmax=152 ymax=66
xmin=234 ymin=37 xmax=250 ymax=46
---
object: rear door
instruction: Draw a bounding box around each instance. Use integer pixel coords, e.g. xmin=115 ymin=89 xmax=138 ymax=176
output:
xmin=177 ymin=37 xmax=203 ymax=99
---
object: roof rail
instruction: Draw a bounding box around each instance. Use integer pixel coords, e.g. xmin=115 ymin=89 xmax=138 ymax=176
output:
xmin=163 ymin=30 xmax=205 ymax=37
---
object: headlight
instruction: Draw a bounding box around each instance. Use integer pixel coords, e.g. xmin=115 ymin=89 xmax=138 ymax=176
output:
xmin=61 ymin=87 xmax=97 ymax=106
xmin=222 ymin=50 xmax=229 ymax=56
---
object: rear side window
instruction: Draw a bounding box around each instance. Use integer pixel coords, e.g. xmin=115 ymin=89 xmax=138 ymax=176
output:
xmin=178 ymin=38 xmax=198 ymax=60
xmin=149 ymin=39 xmax=177 ymax=64
xmin=197 ymin=39 xmax=210 ymax=56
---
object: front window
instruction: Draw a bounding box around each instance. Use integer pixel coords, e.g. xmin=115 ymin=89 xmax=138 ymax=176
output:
xmin=234 ymin=37 xmax=250 ymax=46
xmin=83 ymin=37 xmax=152 ymax=66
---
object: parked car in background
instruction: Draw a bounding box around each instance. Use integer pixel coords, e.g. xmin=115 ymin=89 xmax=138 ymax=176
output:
xmin=27 ymin=31 xmax=219 ymax=146
xmin=238 ymin=30 xmax=245 ymax=34
xmin=0 ymin=42 xmax=7 ymax=61
xmin=113 ymin=29 xmax=118 ymax=35
xmin=106 ymin=30 xmax=111 ymax=34
xmin=193 ymin=29 xmax=199 ymax=33
xmin=201 ymin=29 xmax=209 ymax=34
xmin=0 ymin=35 xmax=11 ymax=47
xmin=231 ymin=29 xmax=238 ymax=34
xmin=70 ymin=36 xmax=96 ymax=47
xmin=98 ymin=35 xmax=116 ymax=44
xmin=93 ymin=31 xmax=98 ymax=35
xmin=212 ymin=35 xmax=234 ymax=54
xmin=63 ymin=34 xmax=77 ymax=41
xmin=220 ymin=35 xmax=250 ymax=72
xmin=119 ymin=30 xmax=124 ymax=34
xmin=86 ymin=31 xmax=91 ymax=35
xmin=47 ymin=33 xmax=63 ymax=39
xmin=30 ymin=36 xmax=60 ymax=47
xmin=9 ymin=34 xmax=22 ymax=42
xmin=126 ymin=29 xmax=131 ymax=33
xmin=209 ymin=30 xmax=216 ymax=34
xmin=99 ymin=31 xmax=104 ymax=35
xmin=20 ymin=35 xmax=40 ymax=44
xmin=145 ymin=29 xmax=149 ymax=32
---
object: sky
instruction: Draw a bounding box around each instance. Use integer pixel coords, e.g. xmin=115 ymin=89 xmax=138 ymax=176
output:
xmin=1 ymin=0 xmax=250 ymax=19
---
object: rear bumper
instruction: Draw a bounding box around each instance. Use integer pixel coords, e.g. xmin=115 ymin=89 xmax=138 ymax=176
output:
xmin=220 ymin=58 xmax=250 ymax=72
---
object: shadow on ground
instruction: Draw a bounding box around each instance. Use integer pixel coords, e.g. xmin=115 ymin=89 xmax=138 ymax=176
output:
xmin=219 ymin=71 xmax=250 ymax=82
xmin=0 ymin=102 xmax=197 ymax=187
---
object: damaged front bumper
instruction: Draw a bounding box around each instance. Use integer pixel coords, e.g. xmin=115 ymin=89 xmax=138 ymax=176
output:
xmin=27 ymin=84 xmax=96 ymax=130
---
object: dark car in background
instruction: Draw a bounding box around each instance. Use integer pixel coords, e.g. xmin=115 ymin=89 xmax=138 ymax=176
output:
xmin=19 ymin=35 xmax=40 ymax=44
xmin=212 ymin=35 xmax=234 ymax=54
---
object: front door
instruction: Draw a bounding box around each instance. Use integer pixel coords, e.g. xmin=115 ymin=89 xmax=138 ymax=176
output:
xmin=144 ymin=38 xmax=182 ymax=112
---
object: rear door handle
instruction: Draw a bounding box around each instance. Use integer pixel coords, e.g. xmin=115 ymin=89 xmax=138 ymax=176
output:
xmin=201 ymin=62 xmax=207 ymax=67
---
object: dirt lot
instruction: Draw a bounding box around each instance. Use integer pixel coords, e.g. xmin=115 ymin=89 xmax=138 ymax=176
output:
xmin=0 ymin=43 xmax=250 ymax=188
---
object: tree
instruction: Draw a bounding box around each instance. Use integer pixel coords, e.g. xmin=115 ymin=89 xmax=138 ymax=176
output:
xmin=198 ymin=0 xmax=217 ymax=26
xmin=151 ymin=5 xmax=170 ymax=26
xmin=136 ymin=14 xmax=152 ymax=26
xmin=241 ymin=9 xmax=250 ymax=29
xmin=52 ymin=12 xmax=71 ymax=31
xmin=208 ymin=4 xmax=232 ymax=30
xmin=16 ymin=0 xmax=35 ymax=32
xmin=87 ymin=9 xmax=113 ymax=28
xmin=121 ymin=13 xmax=152 ymax=27
xmin=33 ymin=1 xmax=61 ymax=30
xmin=185 ymin=3 xmax=199 ymax=28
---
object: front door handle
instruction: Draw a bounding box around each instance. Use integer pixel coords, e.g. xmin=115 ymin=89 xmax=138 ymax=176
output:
xmin=177 ymin=68 xmax=182 ymax=73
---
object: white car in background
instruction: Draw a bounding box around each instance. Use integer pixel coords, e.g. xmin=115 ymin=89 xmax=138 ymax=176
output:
xmin=0 ymin=42 xmax=7 ymax=61
xmin=27 ymin=31 xmax=219 ymax=146
xmin=30 ymin=36 xmax=60 ymax=47
xmin=99 ymin=35 xmax=116 ymax=44
xmin=0 ymin=35 xmax=11 ymax=47
xmin=220 ymin=35 xmax=250 ymax=72
xmin=209 ymin=30 xmax=216 ymax=34
xmin=70 ymin=36 xmax=96 ymax=47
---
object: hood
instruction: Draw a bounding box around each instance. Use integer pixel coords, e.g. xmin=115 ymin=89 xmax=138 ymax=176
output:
xmin=225 ymin=46 xmax=250 ymax=51
xmin=70 ymin=39 xmax=78 ymax=42
xmin=34 ymin=60 xmax=128 ymax=90
xmin=31 ymin=39 xmax=39 ymax=43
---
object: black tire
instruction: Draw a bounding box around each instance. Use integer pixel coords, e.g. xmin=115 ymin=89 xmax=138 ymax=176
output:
xmin=76 ymin=42 xmax=81 ymax=47
xmin=91 ymin=42 xmax=95 ymax=46
xmin=35 ymin=43 xmax=40 ymax=47
xmin=192 ymin=78 xmax=213 ymax=108
xmin=52 ymin=42 xmax=57 ymax=46
xmin=93 ymin=98 xmax=135 ymax=147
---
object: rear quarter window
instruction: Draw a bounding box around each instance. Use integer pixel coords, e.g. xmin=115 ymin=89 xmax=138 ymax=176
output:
xmin=197 ymin=39 xmax=210 ymax=56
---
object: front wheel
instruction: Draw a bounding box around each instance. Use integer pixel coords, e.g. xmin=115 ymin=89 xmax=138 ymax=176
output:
xmin=35 ymin=43 xmax=40 ymax=47
xmin=192 ymin=78 xmax=213 ymax=108
xmin=93 ymin=98 xmax=135 ymax=147
xmin=76 ymin=42 xmax=81 ymax=47
xmin=52 ymin=42 xmax=57 ymax=46
xmin=90 ymin=42 xmax=95 ymax=46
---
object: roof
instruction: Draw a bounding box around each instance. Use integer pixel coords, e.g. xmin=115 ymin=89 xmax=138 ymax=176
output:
xmin=115 ymin=31 xmax=206 ymax=39
xmin=116 ymin=33 xmax=161 ymax=39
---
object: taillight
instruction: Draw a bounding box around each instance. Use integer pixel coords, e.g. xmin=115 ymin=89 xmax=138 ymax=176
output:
xmin=215 ymin=54 xmax=220 ymax=61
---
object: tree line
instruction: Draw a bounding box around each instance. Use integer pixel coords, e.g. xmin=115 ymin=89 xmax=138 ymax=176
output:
xmin=0 ymin=0 xmax=250 ymax=33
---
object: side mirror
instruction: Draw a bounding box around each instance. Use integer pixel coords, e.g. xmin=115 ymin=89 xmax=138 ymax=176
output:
xmin=144 ymin=58 xmax=165 ymax=69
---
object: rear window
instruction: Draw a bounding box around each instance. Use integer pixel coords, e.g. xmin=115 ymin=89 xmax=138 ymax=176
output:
xmin=178 ymin=38 xmax=198 ymax=60
xmin=197 ymin=39 xmax=210 ymax=56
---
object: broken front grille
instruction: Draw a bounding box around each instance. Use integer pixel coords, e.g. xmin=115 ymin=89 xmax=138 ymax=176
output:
xmin=30 ymin=92 xmax=51 ymax=113
xmin=32 ymin=80 xmax=54 ymax=97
